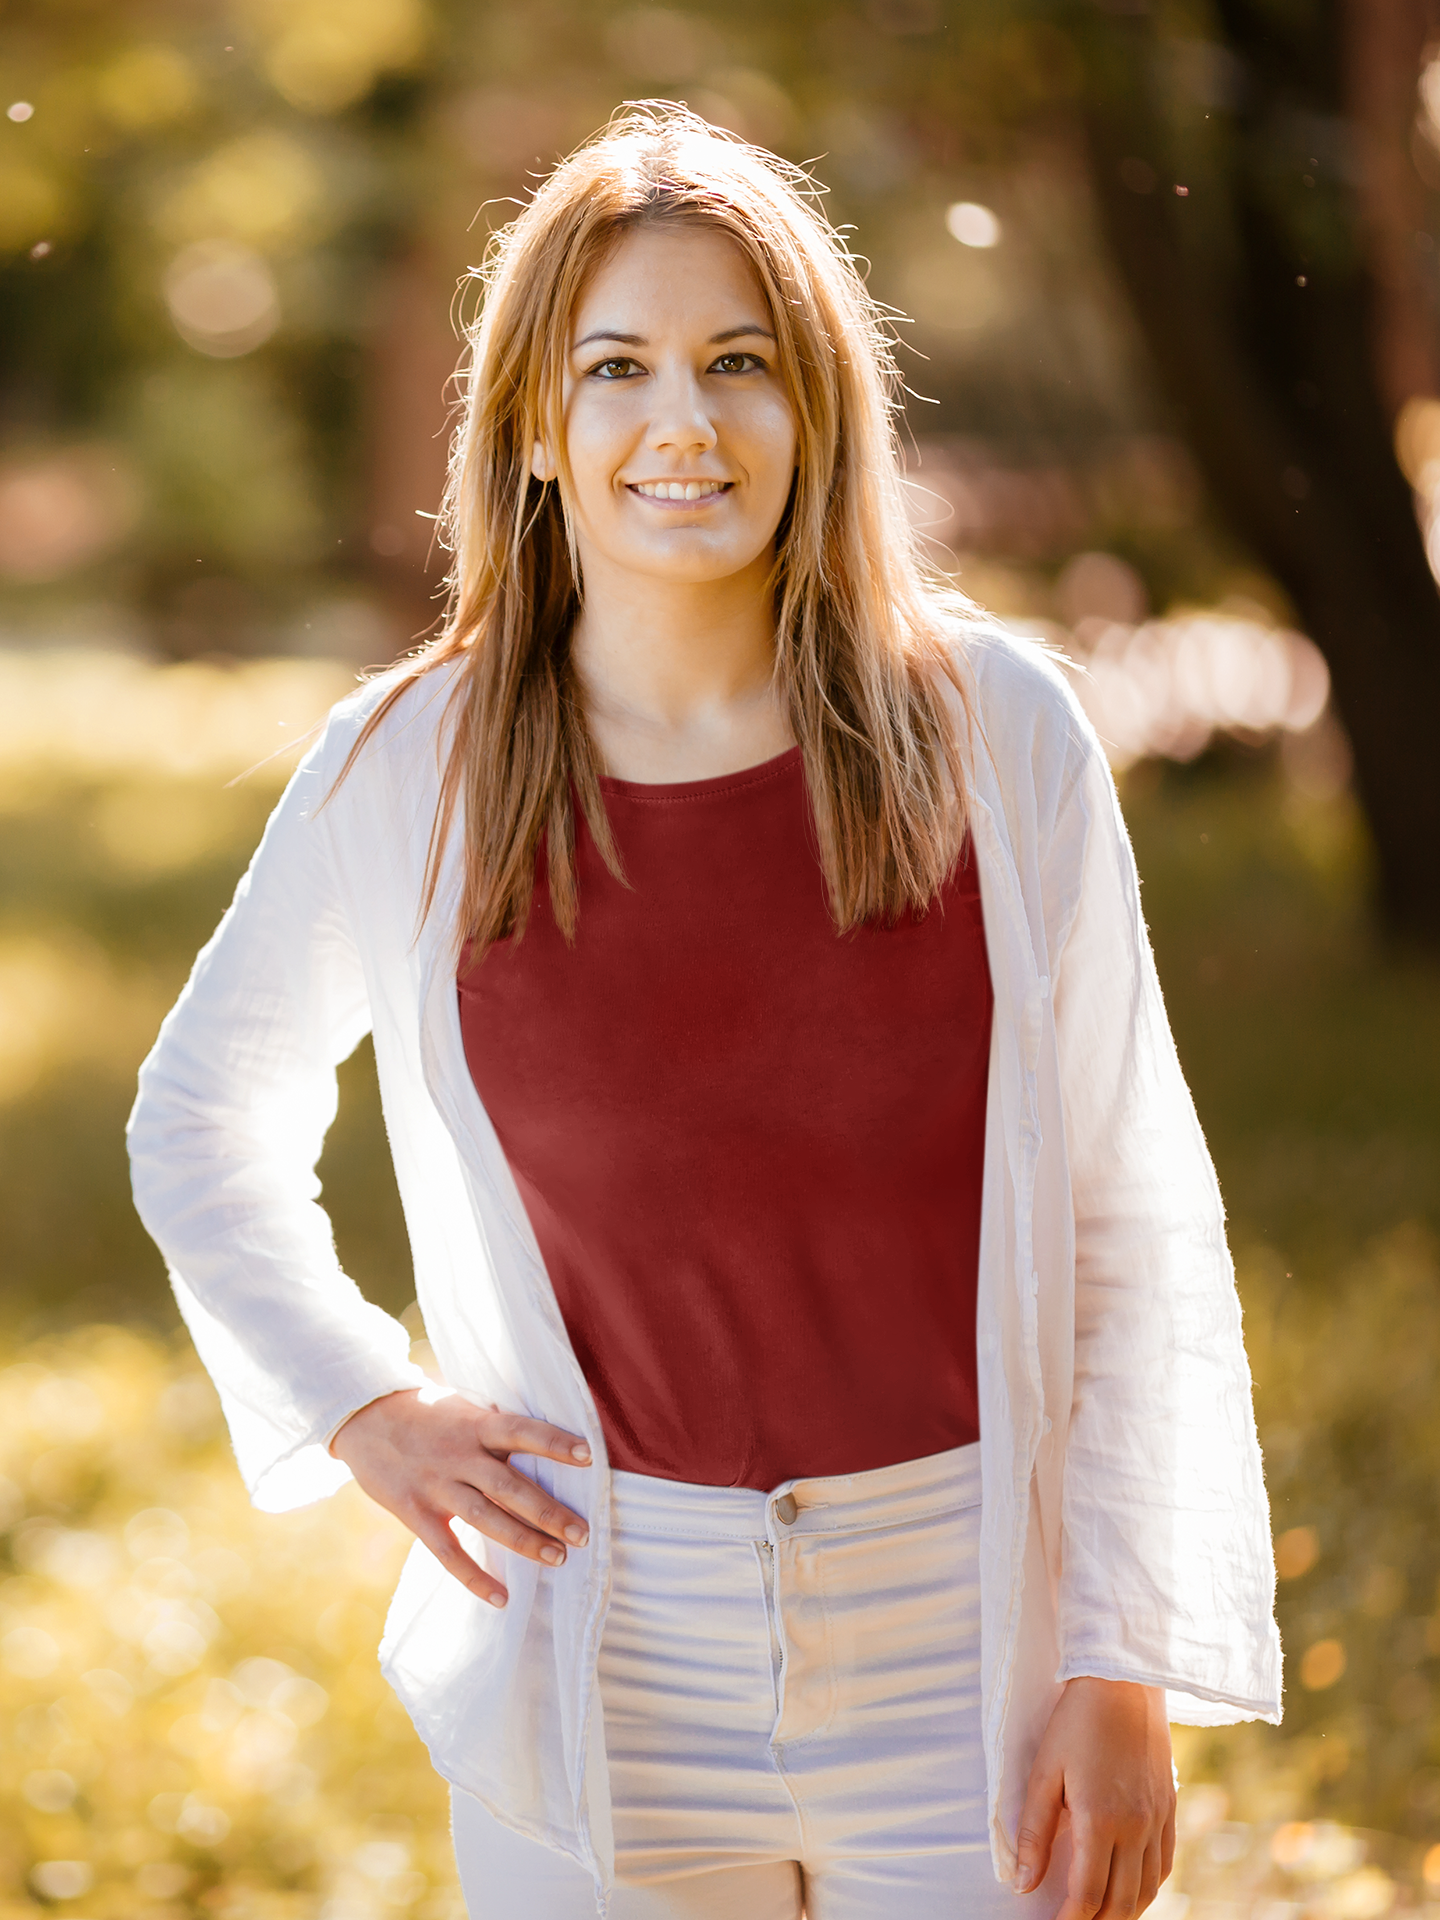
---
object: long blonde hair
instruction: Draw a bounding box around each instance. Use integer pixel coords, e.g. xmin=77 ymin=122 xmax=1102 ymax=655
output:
xmin=345 ymin=102 xmax=974 ymax=951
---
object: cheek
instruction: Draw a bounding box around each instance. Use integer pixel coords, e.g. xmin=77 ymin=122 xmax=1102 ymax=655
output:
xmin=739 ymin=395 xmax=799 ymax=493
xmin=562 ymin=394 xmax=635 ymax=497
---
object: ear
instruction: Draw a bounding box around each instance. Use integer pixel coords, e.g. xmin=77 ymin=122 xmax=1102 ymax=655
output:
xmin=530 ymin=439 xmax=557 ymax=484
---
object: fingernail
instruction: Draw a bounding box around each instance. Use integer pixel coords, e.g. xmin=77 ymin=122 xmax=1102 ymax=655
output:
xmin=564 ymin=1525 xmax=588 ymax=1546
xmin=487 ymin=1590 xmax=507 ymax=1608
xmin=541 ymin=1544 xmax=564 ymax=1565
xmin=1014 ymin=1870 xmax=1036 ymax=1894
xmin=571 ymin=1443 xmax=591 ymax=1463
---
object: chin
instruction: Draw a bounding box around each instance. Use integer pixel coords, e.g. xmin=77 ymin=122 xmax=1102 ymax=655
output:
xmin=597 ymin=542 xmax=742 ymax=582
xmin=642 ymin=560 xmax=759 ymax=588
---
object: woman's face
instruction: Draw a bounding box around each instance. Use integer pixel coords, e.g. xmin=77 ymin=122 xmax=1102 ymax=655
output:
xmin=545 ymin=223 xmax=799 ymax=591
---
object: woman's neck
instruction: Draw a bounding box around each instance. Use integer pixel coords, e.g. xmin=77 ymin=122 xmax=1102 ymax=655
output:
xmin=570 ymin=557 xmax=793 ymax=784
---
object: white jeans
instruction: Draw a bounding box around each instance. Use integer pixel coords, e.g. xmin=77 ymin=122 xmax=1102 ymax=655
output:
xmin=451 ymin=1443 xmax=1069 ymax=1918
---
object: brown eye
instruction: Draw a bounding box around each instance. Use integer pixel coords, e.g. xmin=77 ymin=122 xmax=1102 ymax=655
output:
xmin=592 ymin=358 xmax=640 ymax=379
xmin=712 ymin=352 xmax=762 ymax=375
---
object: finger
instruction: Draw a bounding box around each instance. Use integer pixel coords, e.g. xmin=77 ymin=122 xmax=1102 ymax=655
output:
xmin=1159 ymin=1802 xmax=1176 ymax=1885
xmin=1095 ymin=1830 xmax=1144 ymax=1920
xmin=1055 ymin=1828 xmax=1112 ymax=1920
xmin=457 ymin=1486 xmax=587 ymax=1566
xmin=1136 ymin=1843 xmax=1162 ymax=1918
xmin=480 ymin=1408 xmax=592 ymax=1466
xmin=1014 ymin=1757 xmax=1063 ymax=1895
xmin=464 ymin=1459 xmax=591 ymax=1547
xmin=413 ymin=1511 xmax=509 ymax=1608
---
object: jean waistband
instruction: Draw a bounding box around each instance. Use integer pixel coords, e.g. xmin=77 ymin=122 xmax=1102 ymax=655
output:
xmin=610 ymin=1441 xmax=981 ymax=1541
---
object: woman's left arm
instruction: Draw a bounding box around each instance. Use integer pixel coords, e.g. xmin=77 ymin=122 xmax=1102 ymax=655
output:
xmin=1014 ymin=723 xmax=1281 ymax=1905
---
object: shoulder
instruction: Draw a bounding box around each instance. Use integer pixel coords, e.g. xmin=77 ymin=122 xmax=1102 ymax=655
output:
xmin=932 ymin=606 xmax=1103 ymax=805
xmin=314 ymin=655 xmax=465 ymax=791
xmin=959 ymin=619 xmax=1090 ymax=753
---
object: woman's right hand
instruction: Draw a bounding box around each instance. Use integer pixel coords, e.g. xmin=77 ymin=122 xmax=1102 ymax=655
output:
xmin=328 ymin=1389 xmax=592 ymax=1608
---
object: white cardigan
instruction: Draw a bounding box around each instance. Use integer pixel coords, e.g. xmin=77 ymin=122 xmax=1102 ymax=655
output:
xmin=127 ymin=626 xmax=1282 ymax=1905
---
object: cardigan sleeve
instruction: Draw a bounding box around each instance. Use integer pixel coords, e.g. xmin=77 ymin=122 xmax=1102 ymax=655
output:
xmin=1045 ymin=729 xmax=1282 ymax=1725
xmin=126 ymin=719 xmax=428 ymax=1512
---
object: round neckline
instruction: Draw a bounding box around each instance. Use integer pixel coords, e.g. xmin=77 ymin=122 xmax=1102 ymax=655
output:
xmin=598 ymin=744 xmax=803 ymax=801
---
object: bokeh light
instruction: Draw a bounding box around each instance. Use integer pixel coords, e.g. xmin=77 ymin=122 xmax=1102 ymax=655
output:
xmin=1301 ymin=1640 xmax=1349 ymax=1692
xmin=155 ymin=130 xmax=328 ymax=254
xmin=163 ymin=241 xmax=281 ymax=358
xmin=0 ymin=449 xmax=141 ymax=585
xmin=243 ymin=0 xmax=429 ymax=115
xmin=1063 ymin=611 xmax=1331 ymax=771
xmin=1275 ymin=1525 xmax=1321 ymax=1581
xmin=946 ymin=200 xmax=1002 ymax=248
xmin=92 ymin=45 xmax=198 ymax=132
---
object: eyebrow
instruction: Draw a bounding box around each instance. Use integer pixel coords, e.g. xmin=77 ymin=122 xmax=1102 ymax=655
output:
xmin=571 ymin=323 xmax=777 ymax=350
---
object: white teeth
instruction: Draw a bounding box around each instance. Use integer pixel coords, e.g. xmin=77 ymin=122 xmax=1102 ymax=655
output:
xmin=633 ymin=481 xmax=726 ymax=499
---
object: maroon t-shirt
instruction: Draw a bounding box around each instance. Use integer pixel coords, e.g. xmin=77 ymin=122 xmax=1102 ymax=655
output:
xmin=457 ymin=746 xmax=992 ymax=1490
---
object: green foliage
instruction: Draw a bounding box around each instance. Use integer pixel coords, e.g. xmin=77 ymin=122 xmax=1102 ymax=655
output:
xmin=123 ymin=362 xmax=326 ymax=575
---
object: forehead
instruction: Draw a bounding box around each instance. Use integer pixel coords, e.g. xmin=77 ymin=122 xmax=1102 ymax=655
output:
xmin=571 ymin=223 xmax=770 ymax=331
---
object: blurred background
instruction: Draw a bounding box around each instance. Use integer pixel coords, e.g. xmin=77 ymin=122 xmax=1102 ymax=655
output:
xmin=2 ymin=1 xmax=1440 ymax=1915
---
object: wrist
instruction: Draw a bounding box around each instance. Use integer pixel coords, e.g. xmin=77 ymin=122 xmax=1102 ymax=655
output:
xmin=326 ymin=1387 xmax=420 ymax=1461
xmin=1065 ymin=1675 xmax=1166 ymax=1703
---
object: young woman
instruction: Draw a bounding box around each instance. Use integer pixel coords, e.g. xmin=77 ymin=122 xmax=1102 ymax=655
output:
xmin=128 ymin=107 xmax=1281 ymax=1920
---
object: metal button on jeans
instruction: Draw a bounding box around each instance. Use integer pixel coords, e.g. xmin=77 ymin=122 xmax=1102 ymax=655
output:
xmin=774 ymin=1493 xmax=798 ymax=1525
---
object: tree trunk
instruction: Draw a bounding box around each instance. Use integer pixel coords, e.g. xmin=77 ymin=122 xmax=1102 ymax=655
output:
xmin=1077 ymin=0 xmax=1440 ymax=948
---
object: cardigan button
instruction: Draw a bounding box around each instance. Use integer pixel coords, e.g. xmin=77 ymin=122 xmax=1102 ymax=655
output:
xmin=774 ymin=1493 xmax=799 ymax=1525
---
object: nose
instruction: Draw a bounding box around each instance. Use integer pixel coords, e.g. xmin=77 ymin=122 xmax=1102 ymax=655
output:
xmin=644 ymin=366 xmax=718 ymax=457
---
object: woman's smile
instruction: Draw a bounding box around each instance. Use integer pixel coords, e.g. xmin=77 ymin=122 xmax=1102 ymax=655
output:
xmin=626 ymin=478 xmax=735 ymax=504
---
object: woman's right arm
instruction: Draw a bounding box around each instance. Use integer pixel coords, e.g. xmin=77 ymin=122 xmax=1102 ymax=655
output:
xmin=127 ymin=725 xmax=429 ymax=1510
xmin=127 ymin=715 xmax=594 ymax=1587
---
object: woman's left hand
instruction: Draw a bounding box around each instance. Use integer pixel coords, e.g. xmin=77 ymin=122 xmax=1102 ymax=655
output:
xmin=1013 ymin=1677 xmax=1176 ymax=1919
